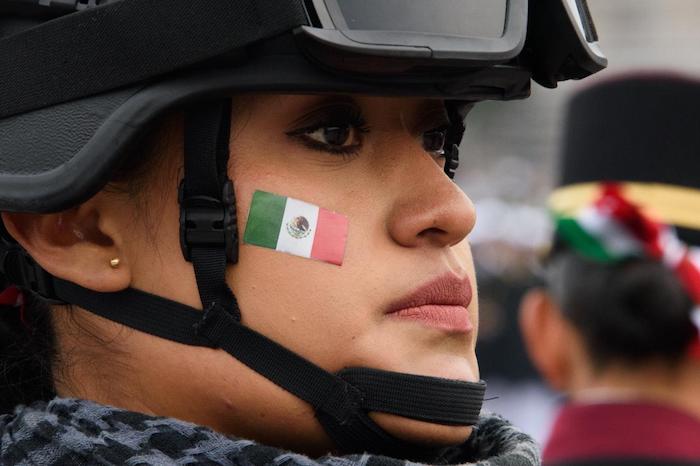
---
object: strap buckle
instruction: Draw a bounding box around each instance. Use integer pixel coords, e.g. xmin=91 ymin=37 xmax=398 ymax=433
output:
xmin=178 ymin=179 xmax=238 ymax=263
xmin=444 ymin=144 xmax=460 ymax=179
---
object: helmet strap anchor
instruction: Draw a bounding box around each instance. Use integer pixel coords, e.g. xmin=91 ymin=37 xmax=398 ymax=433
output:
xmin=443 ymin=101 xmax=469 ymax=180
xmin=179 ymin=99 xmax=240 ymax=319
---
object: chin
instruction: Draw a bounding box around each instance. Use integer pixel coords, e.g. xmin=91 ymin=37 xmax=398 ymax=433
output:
xmin=369 ymin=412 xmax=474 ymax=447
xmin=395 ymin=350 xmax=481 ymax=385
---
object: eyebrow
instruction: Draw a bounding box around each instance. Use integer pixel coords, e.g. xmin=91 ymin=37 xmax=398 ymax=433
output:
xmin=286 ymin=95 xmax=360 ymax=128
xmin=418 ymin=100 xmax=448 ymax=115
xmin=409 ymin=100 xmax=450 ymax=131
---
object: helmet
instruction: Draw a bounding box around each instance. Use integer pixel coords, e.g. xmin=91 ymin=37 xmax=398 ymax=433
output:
xmin=0 ymin=0 xmax=607 ymax=456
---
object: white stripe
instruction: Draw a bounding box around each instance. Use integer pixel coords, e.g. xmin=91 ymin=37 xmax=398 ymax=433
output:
xmin=691 ymin=307 xmax=700 ymax=333
xmin=275 ymin=197 xmax=319 ymax=258
xmin=659 ymin=227 xmax=686 ymax=267
xmin=578 ymin=207 xmax=643 ymax=256
xmin=688 ymin=248 xmax=700 ymax=269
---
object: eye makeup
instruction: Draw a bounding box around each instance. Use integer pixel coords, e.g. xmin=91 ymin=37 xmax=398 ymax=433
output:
xmin=285 ymin=100 xmax=370 ymax=157
xmin=283 ymin=97 xmax=471 ymax=163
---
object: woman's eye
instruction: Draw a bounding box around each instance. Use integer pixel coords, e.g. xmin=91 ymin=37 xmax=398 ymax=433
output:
xmin=286 ymin=102 xmax=370 ymax=157
xmin=304 ymin=125 xmax=358 ymax=149
xmin=293 ymin=123 xmax=369 ymax=157
xmin=422 ymin=127 xmax=448 ymax=157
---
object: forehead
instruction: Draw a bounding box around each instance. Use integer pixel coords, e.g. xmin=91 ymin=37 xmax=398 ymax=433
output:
xmin=234 ymin=94 xmax=447 ymax=118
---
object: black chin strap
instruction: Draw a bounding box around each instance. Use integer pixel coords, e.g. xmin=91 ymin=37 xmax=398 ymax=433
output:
xmin=180 ymin=100 xmax=239 ymax=315
xmin=0 ymin=99 xmax=486 ymax=458
xmin=49 ymin=276 xmax=486 ymax=458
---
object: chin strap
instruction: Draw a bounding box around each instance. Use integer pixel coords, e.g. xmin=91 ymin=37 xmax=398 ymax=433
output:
xmin=0 ymin=99 xmax=486 ymax=457
xmin=180 ymin=100 xmax=240 ymax=315
xmin=44 ymin=276 xmax=486 ymax=457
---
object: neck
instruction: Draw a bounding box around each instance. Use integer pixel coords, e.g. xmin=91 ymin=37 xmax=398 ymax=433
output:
xmin=570 ymin=359 xmax=700 ymax=421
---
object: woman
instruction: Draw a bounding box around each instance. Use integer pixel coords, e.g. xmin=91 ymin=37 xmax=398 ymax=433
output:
xmin=0 ymin=1 xmax=604 ymax=464
xmin=520 ymin=74 xmax=700 ymax=466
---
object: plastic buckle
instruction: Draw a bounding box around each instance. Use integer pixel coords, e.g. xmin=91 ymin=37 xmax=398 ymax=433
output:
xmin=178 ymin=180 xmax=238 ymax=263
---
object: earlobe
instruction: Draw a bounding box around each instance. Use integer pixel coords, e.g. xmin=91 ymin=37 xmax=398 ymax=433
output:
xmin=519 ymin=289 xmax=572 ymax=392
xmin=1 ymin=200 xmax=131 ymax=293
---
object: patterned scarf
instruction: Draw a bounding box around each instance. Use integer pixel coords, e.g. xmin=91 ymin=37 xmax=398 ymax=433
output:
xmin=552 ymin=182 xmax=700 ymax=358
xmin=0 ymin=398 xmax=539 ymax=466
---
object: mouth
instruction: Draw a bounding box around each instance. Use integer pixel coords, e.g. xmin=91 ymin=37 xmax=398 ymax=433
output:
xmin=385 ymin=274 xmax=473 ymax=333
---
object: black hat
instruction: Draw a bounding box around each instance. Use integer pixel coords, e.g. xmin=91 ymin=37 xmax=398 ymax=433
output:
xmin=549 ymin=72 xmax=700 ymax=246
xmin=0 ymin=0 xmax=606 ymax=214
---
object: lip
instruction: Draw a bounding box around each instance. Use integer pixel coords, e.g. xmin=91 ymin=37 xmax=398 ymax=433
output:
xmin=385 ymin=274 xmax=473 ymax=333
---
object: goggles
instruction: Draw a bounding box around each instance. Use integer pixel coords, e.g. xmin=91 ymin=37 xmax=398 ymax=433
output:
xmin=300 ymin=0 xmax=606 ymax=84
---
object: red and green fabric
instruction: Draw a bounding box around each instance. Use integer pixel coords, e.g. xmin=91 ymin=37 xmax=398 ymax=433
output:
xmin=553 ymin=183 xmax=700 ymax=358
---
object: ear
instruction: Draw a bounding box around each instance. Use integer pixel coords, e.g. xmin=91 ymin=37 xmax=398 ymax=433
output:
xmin=2 ymin=195 xmax=131 ymax=293
xmin=519 ymin=288 xmax=575 ymax=392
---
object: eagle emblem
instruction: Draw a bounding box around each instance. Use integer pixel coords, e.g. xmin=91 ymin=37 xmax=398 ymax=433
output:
xmin=286 ymin=216 xmax=311 ymax=239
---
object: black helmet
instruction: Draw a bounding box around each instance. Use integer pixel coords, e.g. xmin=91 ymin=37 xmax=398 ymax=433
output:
xmin=0 ymin=0 xmax=607 ymax=457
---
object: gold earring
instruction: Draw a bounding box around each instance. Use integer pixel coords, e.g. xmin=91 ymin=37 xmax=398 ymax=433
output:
xmin=109 ymin=258 xmax=121 ymax=268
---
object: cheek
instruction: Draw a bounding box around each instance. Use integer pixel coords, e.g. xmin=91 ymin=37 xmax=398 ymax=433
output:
xmin=229 ymin=252 xmax=364 ymax=369
xmin=122 ymin=183 xmax=203 ymax=310
xmin=453 ymin=239 xmax=479 ymax=329
xmin=227 ymin=126 xmax=480 ymax=378
xmin=228 ymin=178 xmax=374 ymax=372
xmin=227 ymin=132 xmax=386 ymax=359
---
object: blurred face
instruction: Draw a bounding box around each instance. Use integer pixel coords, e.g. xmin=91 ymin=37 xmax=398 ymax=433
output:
xmin=55 ymin=95 xmax=479 ymax=454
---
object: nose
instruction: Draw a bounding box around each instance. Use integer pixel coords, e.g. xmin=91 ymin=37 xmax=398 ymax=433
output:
xmin=387 ymin=159 xmax=476 ymax=249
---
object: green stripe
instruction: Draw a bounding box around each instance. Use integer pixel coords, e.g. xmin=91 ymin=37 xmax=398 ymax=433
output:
xmin=555 ymin=215 xmax=617 ymax=262
xmin=243 ymin=191 xmax=287 ymax=249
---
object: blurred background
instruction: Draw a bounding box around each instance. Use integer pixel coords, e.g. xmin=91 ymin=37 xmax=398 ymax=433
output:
xmin=463 ymin=0 xmax=700 ymax=443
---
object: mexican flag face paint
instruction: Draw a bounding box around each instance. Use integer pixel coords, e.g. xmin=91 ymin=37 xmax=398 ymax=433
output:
xmin=243 ymin=190 xmax=349 ymax=265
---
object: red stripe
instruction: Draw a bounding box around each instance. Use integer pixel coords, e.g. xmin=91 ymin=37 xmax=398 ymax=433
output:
xmin=595 ymin=183 xmax=664 ymax=258
xmin=311 ymin=209 xmax=348 ymax=265
xmin=590 ymin=184 xmax=700 ymax=362
xmin=674 ymin=256 xmax=700 ymax=303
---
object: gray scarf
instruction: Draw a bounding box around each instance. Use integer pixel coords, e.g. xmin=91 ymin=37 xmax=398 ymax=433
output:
xmin=0 ymin=398 xmax=539 ymax=465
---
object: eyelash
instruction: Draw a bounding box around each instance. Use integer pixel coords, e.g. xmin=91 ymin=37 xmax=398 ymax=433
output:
xmin=286 ymin=106 xmax=370 ymax=159
xmin=286 ymin=104 xmax=451 ymax=160
xmin=422 ymin=125 xmax=450 ymax=159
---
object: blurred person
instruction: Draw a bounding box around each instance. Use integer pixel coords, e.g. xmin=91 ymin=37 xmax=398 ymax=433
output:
xmin=0 ymin=1 xmax=605 ymax=465
xmin=520 ymin=74 xmax=700 ymax=466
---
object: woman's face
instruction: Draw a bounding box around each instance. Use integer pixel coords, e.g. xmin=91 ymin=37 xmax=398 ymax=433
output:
xmin=55 ymin=94 xmax=479 ymax=453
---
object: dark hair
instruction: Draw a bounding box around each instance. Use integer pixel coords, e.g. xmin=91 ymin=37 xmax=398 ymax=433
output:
xmin=0 ymin=116 xmax=178 ymax=414
xmin=546 ymin=245 xmax=697 ymax=370
xmin=0 ymin=292 xmax=56 ymax=414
